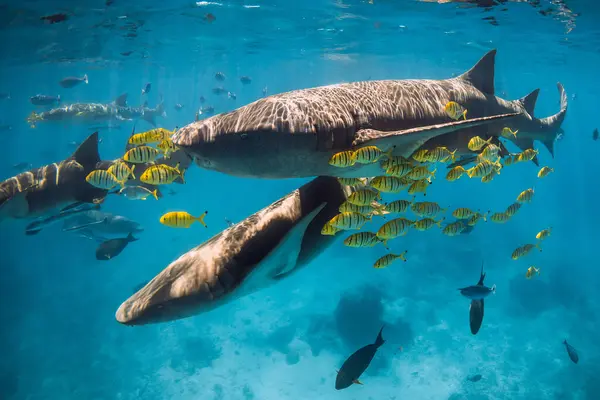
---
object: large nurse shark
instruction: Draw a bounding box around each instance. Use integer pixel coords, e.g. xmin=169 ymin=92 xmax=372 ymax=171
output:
xmin=27 ymin=94 xmax=166 ymax=128
xmin=116 ymin=176 xmax=349 ymax=325
xmin=172 ymin=49 xmax=567 ymax=178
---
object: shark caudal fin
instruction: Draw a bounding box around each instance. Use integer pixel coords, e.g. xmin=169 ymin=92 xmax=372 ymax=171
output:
xmin=537 ymin=83 xmax=568 ymax=157
xmin=518 ymin=89 xmax=540 ymax=117
xmin=456 ymin=49 xmax=496 ymax=95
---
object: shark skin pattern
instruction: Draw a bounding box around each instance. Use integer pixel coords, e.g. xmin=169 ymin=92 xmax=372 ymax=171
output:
xmin=172 ymin=49 xmax=566 ymax=179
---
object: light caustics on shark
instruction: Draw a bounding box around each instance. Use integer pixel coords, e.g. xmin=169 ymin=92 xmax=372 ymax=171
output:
xmin=115 ymin=176 xmax=350 ymax=325
xmin=172 ymin=49 xmax=567 ymax=179
xmin=26 ymin=93 xmax=166 ymax=128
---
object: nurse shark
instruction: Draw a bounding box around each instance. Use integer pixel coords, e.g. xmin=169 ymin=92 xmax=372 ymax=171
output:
xmin=27 ymin=94 xmax=166 ymax=128
xmin=172 ymin=49 xmax=567 ymax=178
xmin=116 ymin=176 xmax=349 ymax=325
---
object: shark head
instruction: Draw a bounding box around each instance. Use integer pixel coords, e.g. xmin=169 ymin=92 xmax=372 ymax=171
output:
xmin=115 ymin=176 xmax=349 ymax=325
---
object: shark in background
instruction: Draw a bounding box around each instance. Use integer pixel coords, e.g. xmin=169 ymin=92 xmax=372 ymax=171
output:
xmin=172 ymin=49 xmax=567 ymax=179
xmin=26 ymin=93 xmax=167 ymax=128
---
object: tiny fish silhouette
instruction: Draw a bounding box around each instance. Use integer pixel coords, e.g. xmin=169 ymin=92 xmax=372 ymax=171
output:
xmin=96 ymin=233 xmax=138 ymax=260
xmin=59 ymin=74 xmax=88 ymax=88
xmin=563 ymin=339 xmax=579 ymax=364
xmin=593 ymin=128 xmax=598 ymax=141
xmin=142 ymin=82 xmax=151 ymax=95
xmin=335 ymin=326 xmax=385 ymax=390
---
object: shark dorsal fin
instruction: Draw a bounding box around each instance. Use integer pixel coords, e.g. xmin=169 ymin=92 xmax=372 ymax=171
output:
xmin=457 ymin=49 xmax=496 ymax=95
xmin=114 ymin=93 xmax=128 ymax=107
xmin=71 ymin=131 xmax=101 ymax=168
xmin=518 ymin=89 xmax=540 ymax=117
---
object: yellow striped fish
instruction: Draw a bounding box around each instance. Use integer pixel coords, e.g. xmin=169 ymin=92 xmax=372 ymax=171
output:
xmin=406 ymin=166 xmax=436 ymax=181
xmin=128 ymin=128 xmax=173 ymax=145
xmin=413 ymin=217 xmax=444 ymax=231
xmin=123 ymin=145 xmax=160 ymax=164
xmin=376 ymin=218 xmax=413 ymax=241
xmin=329 ymin=150 xmax=356 ymax=168
xmin=108 ymin=161 xmax=135 ymax=182
xmin=407 ymin=179 xmax=430 ymax=196
xmin=411 ymin=149 xmax=430 ymax=163
xmin=452 ymin=207 xmax=478 ymax=219
xmin=446 ymin=165 xmax=466 ymax=182
xmin=503 ymin=155 xmax=517 ymax=166
xmin=490 ymin=212 xmax=510 ymax=223
xmin=478 ymin=144 xmax=500 ymax=163
xmin=140 ymin=163 xmax=185 ymax=185
xmin=411 ymin=201 xmax=445 ymax=217
xmin=536 ymin=227 xmax=552 ymax=240
xmin=370 ymin=176 xmax=407 ymax=193
xmin=328 ymin=212 xmax=371 ymax=230
xmin=85 ymin=170 xmax=122 ymax=190
xmin=516 ymin=188 xmax=534 ymax=203
xmin=505 ymin=202 xmax=522 ymax=217
xmin=467 ymin=160 xmax=500 ymax=178
xmin=385 ymin=163 xmax=413 ymax=178
xmin=354 ymin=146 xmax=394 ymax=164
xmin=384 ymin=199 xmax=412 ymax=214
xmin=444 ymin=101 xmax=467 ymax=120
xmin=442 ymin=221 xmax=465 ymax=236
xmin=481 ymin=169 xmax=498 ymax=183
xmin=160 ymin=211 xmax=208 ymax=228
xmin=525 ymin=266 xmax=541 ymax=279
xmin=501 ymin=127 xmax=518 ymax=139
xmin=467 ymin=136 xmax=493 ymax=151
xmin=347 ymin=189 xmax=381 ymax=206
xmin=321 ymin=222 xmax=341 ymax=236
xmin=537 ymin=166 xmax=554 ymax=178
xmin=382 ymin=156 xmax=413 ymax=171
xmin=157 ymin=138 xmax=178 ymax=158
xmin=337 ymin=177 xmax=368 ymax=187
xmin=425 ymin=147 xmax=457 ymax=163
xmin=517 ymin=148 xmax=539 ymax=162
xmin=511 ymin=243 xmax=541 ymax=260
xmin=373 ymin=251 xmax=408 ymax=269
xmin=339 ymin=201 xmax=386 ymax=216
xmin=343 ymin=232 xmax=386 ymax=248
xmin=467 ymin=212 xmax=487 ymax=226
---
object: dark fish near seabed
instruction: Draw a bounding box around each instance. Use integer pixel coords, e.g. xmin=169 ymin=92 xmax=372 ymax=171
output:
xmin=0 ymin=92 xmax=11 ymax=100
xmin=467 ymin=374 xmax=482 ymax=382
xmin=59 ymin=74 xmax=88 ymax=88
xmin=563 ymin=340 xmax=579 ymax=364
xmin=174 ymin=103 xmax=184 ymax=111
xmin=335 ymin=326 xmax=385 ymax=390
xmin=25 ymin=203 xmax=100 ymax=235
xmin=199 ymin=96 xmax=206 ymax=104
xmin=240 ymin=76 xmax=252 ymax=84
xmin=30 ymin=94 xmax=60 ymax=106
xmin=469 ymin=262 xmax=486 ymax=335
xmin=593 ymin=128 xmax=598 ymax=141
xmin=215 ymin=72 xmax=226 ymax=81
xmin=142 ymin=83 xmax=151 ymax=95
xmin=96 ymin=232 xmax=138 ymax=260
xmin=459 ymin=281 xmax=496 ymax=300
xmin=212 ymin=86 xmax=226 ymax=95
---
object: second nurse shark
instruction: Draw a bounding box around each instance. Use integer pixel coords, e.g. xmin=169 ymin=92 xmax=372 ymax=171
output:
xmin=117 ymin=49 xmax=568 ymax=325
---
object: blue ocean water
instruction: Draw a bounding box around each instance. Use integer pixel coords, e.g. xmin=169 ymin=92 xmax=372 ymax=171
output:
xmin=1 ymin=0 xmax=599 ymax=398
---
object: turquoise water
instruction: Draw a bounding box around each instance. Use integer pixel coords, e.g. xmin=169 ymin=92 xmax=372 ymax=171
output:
xmin=1 ymin=0 xmax=599 ymax=399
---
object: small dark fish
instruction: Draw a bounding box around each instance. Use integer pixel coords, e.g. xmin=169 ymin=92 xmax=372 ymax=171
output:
xmin=469 ymin=262 xmax=486 ymax=335
xmin=121 ymin=51 xmax=133 ymax=56
xmin=563 ymin=340 xmax=579 ymax=364
xmin=204 ymin=13 xmax=216 ymax=23
xmin=225 ymin=218 xmax=235 ymax=228
xmin=0 ymin=125 xmax=12 ymax=132
xmin=30 ymin=94 xmax=60 ymax=106
xmin=335 ymin=326 xmax=385 ymax=390
xmin=459 ymin=283 xmax=496 ymax=300
xmin=240 ymin=76 xmax=252 ymax=84
xmin=59 ymin=74 xmax=88 ymax=88
xmin=96 ymin=232 xmax=138 ymax=260
xmin=0 ymin=92 xmax=10 ymax=100
xmin=142 ymin=83 xmax=151 ymax=95
xmin=174 ymin=103 xmax=184 ymax=111
xmin=467 ymin=374 xmax=482 ymax=382
xmin=199 ymin=96 xmax=206 ymax=104
xmin=12 ymin=162 xmax=32 ymax=171
xmin=106 ymin=0 xmax=115 ymax=6
xmin=228 ymin=92 xmax=237 ymax=100
xmin=212 ymin=86 xmax=226 ymax=95
xmin=41 ymin=13 xmax=69 ymax=24
xmin=215 ymin=72 xmax=226 ymax=81
xmin=262 ymin=86 xmax=268 ymax=96
xmin=593 ymin=128 xmax=598 ymax=141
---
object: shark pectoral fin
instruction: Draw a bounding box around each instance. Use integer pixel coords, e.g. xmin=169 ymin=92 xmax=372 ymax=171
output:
xmin=540 ymin=138 xmax=556 ymax=158
xmin=0 ymin=191 xmax=30 ymax=220
xmin=352 ymin=113 xmax=520 ymax=157
xmin=239 ymin=202 xmax=328 ymax=294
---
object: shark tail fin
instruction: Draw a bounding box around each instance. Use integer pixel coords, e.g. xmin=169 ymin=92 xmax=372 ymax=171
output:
xmin=374 ymin=326 xmax=385 ymax=348
xmin=457 ymin=49 xmax=496 ymax=95
xmin=518 ymin=88 xmax=540 ymax=117
xmin=83 ymin=74 xmax=89 ymax=84
xmin=538 ymin=83 xmax=568 ymax=158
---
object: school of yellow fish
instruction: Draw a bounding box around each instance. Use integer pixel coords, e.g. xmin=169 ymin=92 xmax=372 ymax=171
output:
xmin=84 ymin=127 xmax=209 ymax=230
xmin=322 ymin=101 xmax=555 ymax=276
